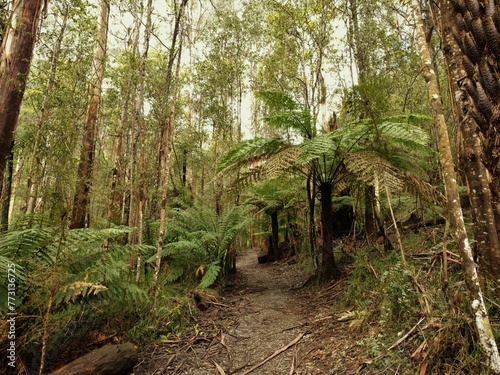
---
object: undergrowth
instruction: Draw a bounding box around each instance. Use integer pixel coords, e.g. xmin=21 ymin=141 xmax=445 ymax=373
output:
xmin=0 ymin=210 xmax=235 ymax=373
xmin=336 ymin=227 xmax=498 ymax=374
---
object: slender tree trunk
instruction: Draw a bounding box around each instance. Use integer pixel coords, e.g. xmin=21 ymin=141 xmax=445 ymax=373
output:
xmin=413 ymin=2 xmax=500 ymax=371
xmin=70 ymin=0 xmax=109 ymax=229
xmin=107 ymin=58 xmax=132 ymax=227
xmin=0 ymin=143 xmax=13 ymax=233
xmin=25 ymin=4 xmax=69 ymax=215
xmin=151 ymin=0 xmax=189 ymax=302
xmin=136 ymin=0 xmax=153 ymax=283
xmin=0 ymin=0 xmax=44 ymax=189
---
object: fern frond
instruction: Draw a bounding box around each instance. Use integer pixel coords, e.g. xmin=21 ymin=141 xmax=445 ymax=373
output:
xmin=0 ymin=228 xmax=55 ymax=265
xmin=218 ymin=137 xmax=287 ymax=177
xmin=263 ymin=146 xmax=302 ymax=178
xmin=55 ymin=281 xmax=108 ymax=305
xmin=163 ymin=266 xmax=185 ymax=283
xmin=198 ymin=260 xmax=221 ymax=288
xmin=346 ymin=151 xmax=406 ymax=192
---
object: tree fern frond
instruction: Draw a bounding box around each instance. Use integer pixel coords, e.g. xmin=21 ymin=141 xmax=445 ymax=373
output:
xmin=346 ymin=151 xmax=406 ymax=192
xmin=218 ymin=137 xmax=287 ymax=177
xmin=382 ymin=113 xmax=433 ymax=125
xmin=378 ymin=121 xmax=431 ymax=149
xmin=55 ymin=281 xmax=108 ymax=305
xmin=263 ymin=146 xmax=302 ymax=178
xmin=402 ymin=171 xmax=446 ymax=205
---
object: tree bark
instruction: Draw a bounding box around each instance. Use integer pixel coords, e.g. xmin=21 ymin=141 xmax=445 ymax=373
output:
xmin=0 ymin=0 xmax=44 ymax=189
xmin=441 ymin=10 xmax=500 ymax=277
xmin=413 ymin=2 xmax=500 ymax=372
xmin=439 ymin=0 xmax=500 ymax=277
xmin=70 ymin=0 xmax=109 ymax=229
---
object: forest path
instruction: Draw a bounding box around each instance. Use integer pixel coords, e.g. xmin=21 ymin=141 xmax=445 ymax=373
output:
xmin=134 ymin=248 xmax=361 ymax=374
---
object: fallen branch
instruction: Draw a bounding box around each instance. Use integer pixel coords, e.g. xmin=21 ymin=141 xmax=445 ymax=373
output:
xmin=214 ymin=361 xmax=226 ymax=375
xmin=241 ymin=332 xmax=308 ymax=375
xmin=388 ymin=317 xmax=425 ymax=350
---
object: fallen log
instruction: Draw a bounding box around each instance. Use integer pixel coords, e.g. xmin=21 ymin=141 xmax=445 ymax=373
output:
xmin=48 ymin=342 xmax=137 ymax=375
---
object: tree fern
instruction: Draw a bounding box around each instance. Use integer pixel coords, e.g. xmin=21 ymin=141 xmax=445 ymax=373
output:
xmin=148 ymin=201 xmax=251 ymax=287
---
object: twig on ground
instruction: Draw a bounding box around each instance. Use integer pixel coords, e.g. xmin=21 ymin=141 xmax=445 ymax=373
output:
xmin=240 ymin=331 xmax=308 ymax=375
xmin=214 ymin=361 xmax=227 ymax=375
xmin=324 ymin=278 xmax=346 ymax=291
xmin=289 ymin=344 xmax=298 ymax=375
xmin=388 ymin=317 xmax=425 ymax=350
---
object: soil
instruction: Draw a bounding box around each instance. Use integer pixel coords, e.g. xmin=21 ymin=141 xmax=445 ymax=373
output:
xmin=133 ymin=248 xmax=369 ymax=375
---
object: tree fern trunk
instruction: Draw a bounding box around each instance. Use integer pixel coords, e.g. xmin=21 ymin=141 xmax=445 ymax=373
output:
xmin=438 ymin=0 xmax=500 ymax=279
xmin=319 ymin=183 xmax=338 ymax=277
xmin=441 ymin=0 xmax=500 ymax=276
xmin=413 ymin=1 xmax=500 ymax=371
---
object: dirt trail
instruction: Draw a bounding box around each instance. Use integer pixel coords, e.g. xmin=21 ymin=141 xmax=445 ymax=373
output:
xmin=134 ymin=248 xmax=360 ymax=374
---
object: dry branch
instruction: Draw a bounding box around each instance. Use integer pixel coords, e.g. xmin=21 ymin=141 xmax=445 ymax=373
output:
xmin=240 ymin=332 xmax=308 ymax=375
xmin=388 ymin=317 xmax=425 ymax=350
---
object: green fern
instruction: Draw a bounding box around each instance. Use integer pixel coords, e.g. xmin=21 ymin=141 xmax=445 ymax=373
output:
xmin=148 ymin=201 xmax=251 ymax=286
xmin=198 ymin=260 xmax=222 ymax=288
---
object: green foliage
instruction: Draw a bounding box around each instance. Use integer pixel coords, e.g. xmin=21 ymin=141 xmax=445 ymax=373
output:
xmin=146 ymin=201 xmax=252 ymax=288
xmin=198 ymin=260 xmax=222 ymax=289
xmin=255 ymin=90 xmax=313 ymax=138
xmin=0 ymin=224 xmax=148 ymax=313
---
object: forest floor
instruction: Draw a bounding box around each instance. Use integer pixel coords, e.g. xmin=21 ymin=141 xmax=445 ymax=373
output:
xmin=133 ymin=248 xmax=371 ymax=375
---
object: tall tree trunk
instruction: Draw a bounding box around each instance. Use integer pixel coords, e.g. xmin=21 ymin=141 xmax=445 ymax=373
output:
xmin=151 ymin=0 xmax=189 ymax=302
xmin=25 ymin=4 xmax=69 ymax=215
xmin=438 ymin=0 xmax=500 ymax=279
xmin=136 ymin=0 xmax=153 ymax=282
xmin=413 ymin=2 xmax=500 ymax=371
xmin=0 ymin=0 xmax=44 ymax=189
xmin=70 ymin=0 xmax=109 ymax=229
